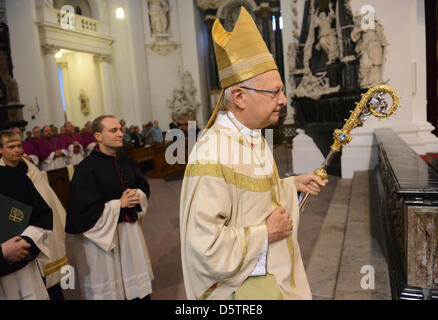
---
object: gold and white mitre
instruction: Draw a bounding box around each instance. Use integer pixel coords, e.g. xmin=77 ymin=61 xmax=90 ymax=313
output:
xmin=205 ymin=6 xmax=278 ymax=129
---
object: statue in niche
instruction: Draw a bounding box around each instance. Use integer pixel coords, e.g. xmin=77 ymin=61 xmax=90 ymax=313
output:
xmin=294 ymin=68 xmax=340 ymax=100
xmin=351 ymin=12 xmax=389 ymax=88
xmin=79 ymin=89 xmax=90 ymax=115
xmin=314 ymin=2 xmax=339 ymax=65
xmin=148 ymin=0 xmax=169 ymax=35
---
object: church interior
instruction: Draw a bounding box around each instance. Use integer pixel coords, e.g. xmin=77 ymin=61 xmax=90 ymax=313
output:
xmin=0 ymin=0 xmax=438 ymax=300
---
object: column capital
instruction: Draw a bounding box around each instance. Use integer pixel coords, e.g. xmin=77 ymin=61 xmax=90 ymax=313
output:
xmin=41 ymin=44 xmax=60 ymax=55
xmin=94 ymin=54 xmax=112 ymax=64
xmin=57 ymin=61 xmax=68 ymax=69
xmin=255 ymin=2 xmax=273 ymax=18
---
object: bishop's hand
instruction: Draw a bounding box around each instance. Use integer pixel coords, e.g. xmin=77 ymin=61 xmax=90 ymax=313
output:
xmin=294 ymin=174 xmax=327 ymax=195
xmin=266 ymin=206 xmax=293 ymax=244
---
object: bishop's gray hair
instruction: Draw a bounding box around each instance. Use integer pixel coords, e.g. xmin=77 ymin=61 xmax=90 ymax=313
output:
xmin=223 ymin=77 xmax=258 ymax=108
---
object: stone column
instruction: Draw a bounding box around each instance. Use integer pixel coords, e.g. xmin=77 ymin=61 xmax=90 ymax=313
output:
xmin=94 ymin=54 xmax=116 ymax=116
xmin=256 ymin=2 xmax=273 ymax=51
xmin=42 ymin=44 xmax=66 ymax=126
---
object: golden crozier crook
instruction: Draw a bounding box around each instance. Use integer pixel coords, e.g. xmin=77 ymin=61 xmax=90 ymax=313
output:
xmin=299 ymin=84 xmax=401 ymax=211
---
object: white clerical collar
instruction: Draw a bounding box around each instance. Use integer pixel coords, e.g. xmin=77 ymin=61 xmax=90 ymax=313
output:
xmin=216 ymin=111 xmax=261 ymax=138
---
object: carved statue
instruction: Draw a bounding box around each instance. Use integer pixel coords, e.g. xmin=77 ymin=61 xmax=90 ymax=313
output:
xmin=168 ymin=70 xmax=200 ymax=117
xmin=351 ymin=13 xmax=389 ymax=88
xmin=148 ymin=0 xmax=169 ymax=35
xmin=293 ymin=69 xmax=340 ymax=100
xmin=314 ymin=2 xmax=339 ymax=65
xmin=79 ymin=89 xmax=90 ymax=115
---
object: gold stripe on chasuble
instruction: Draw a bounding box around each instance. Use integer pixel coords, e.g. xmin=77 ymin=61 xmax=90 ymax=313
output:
xmin=198 ymin=227 xmax=251 ymax=300
xmin=185 ymin=163 xmax=273 ymax=193
xmin=271 ymin=162 xmax=297 ymax=291
xmin=44 ymin=255 xmax=69 ymax=276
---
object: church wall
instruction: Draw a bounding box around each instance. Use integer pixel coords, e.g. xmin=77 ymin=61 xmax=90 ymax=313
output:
xmin=127 ymin=0 xmax=153 ymax=125
xmin=5 ymin=0 xmax=53 ymax=129
xmin=107 ymin=0 xmax=147 ymax=128
xmin=143 ymin=0 xmax=208 ymax=131
xmin=58 ymin=51 xmax=105 ymax=127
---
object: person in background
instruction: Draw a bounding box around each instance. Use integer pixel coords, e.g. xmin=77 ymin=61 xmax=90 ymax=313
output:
xmin=10 ymin=127 xmax=39 ymax=167
xmin=143 ymin=122 xmax=154 ymax=146
xmin=25 ymin=131 xmax=32 ymax=142
xmin=120 ymin=119 xmax=127 ymax=132
xmin=169 ymin=114 xmax=181 ymax=130
xmin=30 ymin=126 xmax=42 ymax=148
xmin=80 ymin=121 xmax=97 ymax=157
xmin=121 ymin=126 xmax=131 ymax=145
xmin=50 ymin=125 xmax=59 ymax=137
xmin=37 ymin=125 xmax=68 ymax=171
xmin=152 ymin=120 xmax=163 ymax=143
xmin=58 ymin=121 xmax=84 ymax=166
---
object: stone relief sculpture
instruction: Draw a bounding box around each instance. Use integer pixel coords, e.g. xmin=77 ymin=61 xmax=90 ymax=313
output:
xmin=294 ymin=68 xmax=340 ymax=100
xmin=351 ymin=12 xmax=389 ymax=88
xmin=314 ymin=2 xmax=339 ymax=65
xmin=292 ymin=0 xmax=340 ymax=100
xmin=148 ymin=0 xmax=169 ymax=35
xmin=146 ymin=0 xmax=178 ymax=56
xmin=287 ymin=43 xmax=298 ymax=90
xmin=167 ymin=70 xmax=200 ymax=118
xmin=196 ymin=0 xmax=221 ymax=11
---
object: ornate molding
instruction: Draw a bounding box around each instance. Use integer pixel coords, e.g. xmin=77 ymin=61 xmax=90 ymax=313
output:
xmin=147 ymin=37 xmax=179 ymax=56
xmin=41 ymin=44 xmax=60 ymax=55
xmin=167 ymin=69 xmax=200 ymax=117
xmin=196 ymin=0 xmax=221 ymax=11
xmin=57 ymin=61 xmax=68 ymax=69
xmin=93 ymin=54 xmax=112 ymax=63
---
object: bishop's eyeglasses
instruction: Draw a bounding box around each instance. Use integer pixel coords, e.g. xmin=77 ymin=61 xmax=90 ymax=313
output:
xmin=240 ymin=86 xmax=286 ymax=98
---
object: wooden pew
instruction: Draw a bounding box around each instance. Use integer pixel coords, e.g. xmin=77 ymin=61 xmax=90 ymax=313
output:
xmin=46 ymin=167 xmax=71 ymax=210
xmin=148 ymin=141 xmax=187 ymax=179
xmin=125 ymin=144 xmax=155 ymax=165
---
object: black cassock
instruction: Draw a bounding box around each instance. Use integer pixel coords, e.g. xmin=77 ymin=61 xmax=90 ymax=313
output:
xmin=0 ymin=166 xmax=53 ymax=276
xmin=66 ymin=149 xmax=151 ymax=234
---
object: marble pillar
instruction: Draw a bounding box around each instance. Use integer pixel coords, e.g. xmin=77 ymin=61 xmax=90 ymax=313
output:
xmin=42 ymin=44 xmax=66 ymax=126
xmin=94 ymin=54 xmax=117 ymax=116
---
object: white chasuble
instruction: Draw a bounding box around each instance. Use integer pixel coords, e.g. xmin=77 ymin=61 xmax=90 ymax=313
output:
xmin=180 ymin=114 xmax=311 ymax=300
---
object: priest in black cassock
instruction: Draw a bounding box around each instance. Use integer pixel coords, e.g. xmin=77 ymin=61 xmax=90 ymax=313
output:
xmin=66 ymin=115 xmax=153 ymax=300
xmin=0 ymin=166 xmax=53 ymax=300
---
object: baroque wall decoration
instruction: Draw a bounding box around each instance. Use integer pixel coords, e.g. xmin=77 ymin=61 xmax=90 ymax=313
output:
xmin=146 ymin=0 xmax=178 ymax=56
xmin=167 ymin=69 xmax=200 ymax=120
